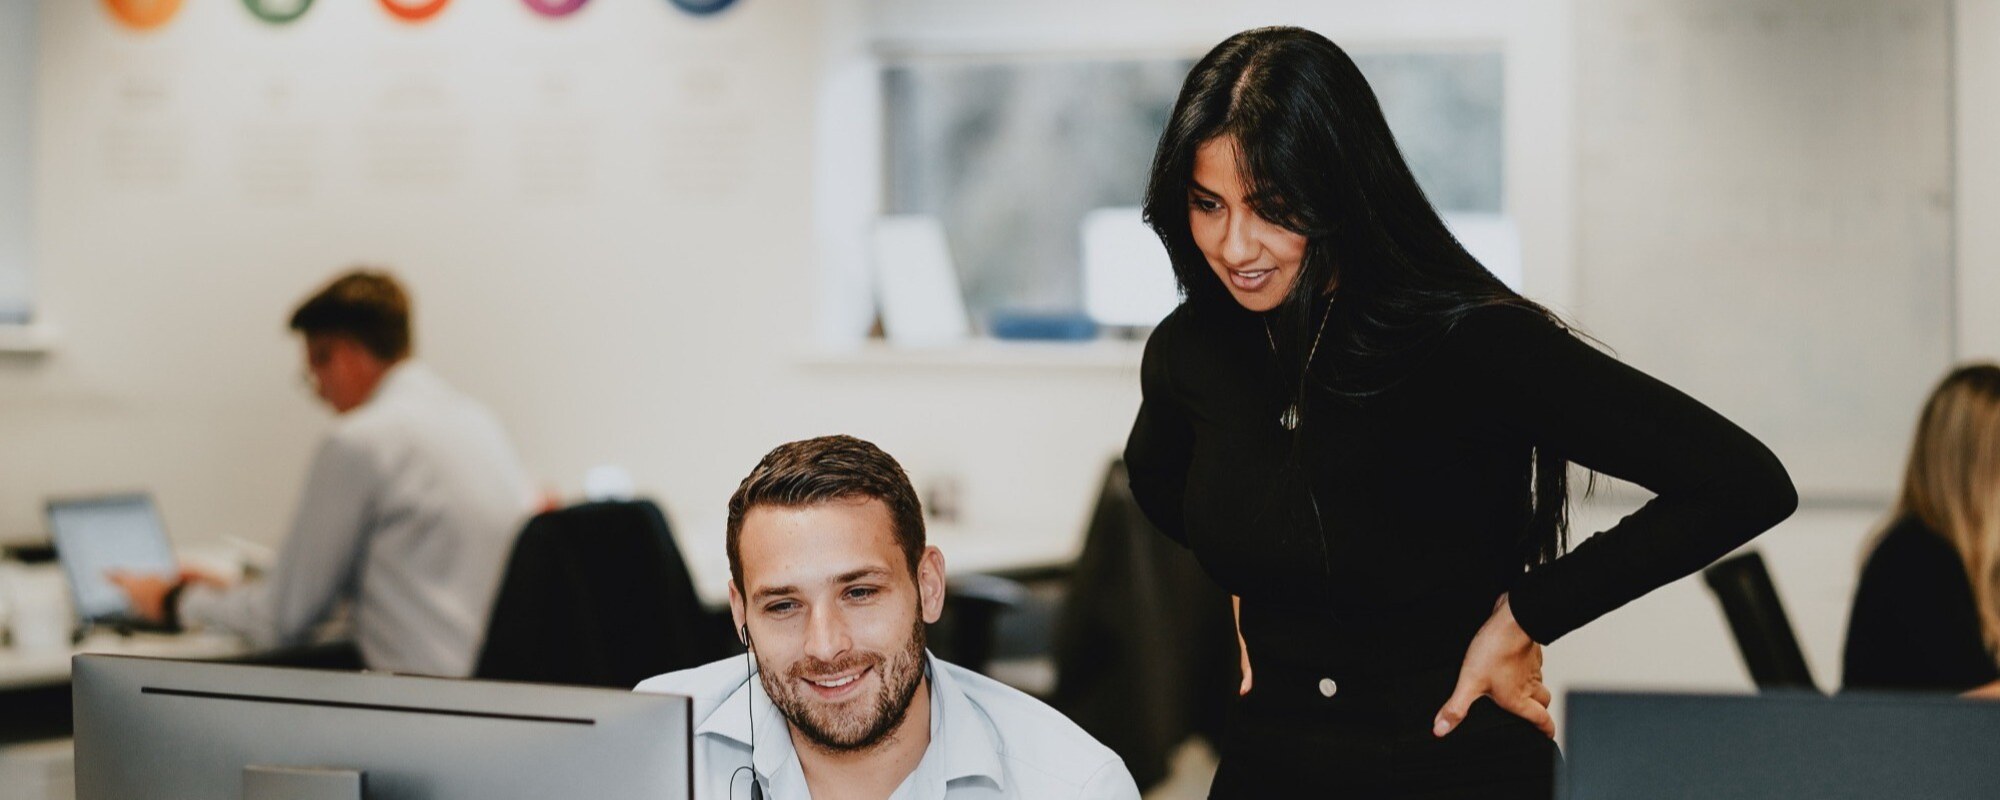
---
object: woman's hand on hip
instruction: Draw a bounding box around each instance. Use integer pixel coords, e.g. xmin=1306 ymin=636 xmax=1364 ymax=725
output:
xmin=1434 ymin=593 xmax=1555 ymax=739
xmin=1233 ymin=595 xmax=1253 ymax=695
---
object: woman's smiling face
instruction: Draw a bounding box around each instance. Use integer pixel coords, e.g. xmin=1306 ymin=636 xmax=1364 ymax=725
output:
xmin=1187 ymin=135 xmax=1310 ymax=313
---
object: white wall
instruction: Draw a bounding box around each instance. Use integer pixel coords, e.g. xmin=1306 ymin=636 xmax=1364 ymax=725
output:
xmin=1960 ymin=0 xmax=2000 ymax=360
xmin=1574 ymin=0 xmax=1953 ymax=500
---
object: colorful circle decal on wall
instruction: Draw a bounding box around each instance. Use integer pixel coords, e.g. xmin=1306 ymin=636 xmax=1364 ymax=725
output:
xmin=669 ymin=0 xmax=738 ymax=16
xmin=378 ymin=0 xmax=452 ymax=23
xmin=523 ymin=0 xmax=590 ymax=17
xmin=103 ymin=0 xmax=185 ymax=31
xmin=243 ymin=0 xmax=316 ymax=25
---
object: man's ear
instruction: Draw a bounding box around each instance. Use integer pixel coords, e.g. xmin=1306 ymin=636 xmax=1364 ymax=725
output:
xmin=728 ymin=581 xmax=749 ymax=647
xmin=917 ymin=546 xmax=946 ymax=625
xmin=326 ymin=335 xmax=367 ymax=368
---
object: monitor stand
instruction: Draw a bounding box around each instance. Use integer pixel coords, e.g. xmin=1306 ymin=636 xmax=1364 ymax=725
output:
xmin=244 ymin=765 xmax=365 ymax=800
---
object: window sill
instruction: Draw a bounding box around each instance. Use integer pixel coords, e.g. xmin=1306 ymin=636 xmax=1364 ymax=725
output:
xmin=0 ymin=323 xmax=54 ymax=354
xmin=797 ymin=337 xmax=1145 ymax=371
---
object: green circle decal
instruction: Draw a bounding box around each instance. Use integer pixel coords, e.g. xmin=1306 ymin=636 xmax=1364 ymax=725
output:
xmin=243 ymin=0 xmax=315 ymax=25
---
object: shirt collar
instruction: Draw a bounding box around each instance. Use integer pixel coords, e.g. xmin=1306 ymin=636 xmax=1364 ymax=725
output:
xmin=694 ymin=657 xmax=796 ymax=781
xmin=924 ymin=652 xmax=1005 ymax=790
xmin=695 ymin=651 xmax=1006 ymax=791
xmin=360 ymin=359 xmax=424 ymax=408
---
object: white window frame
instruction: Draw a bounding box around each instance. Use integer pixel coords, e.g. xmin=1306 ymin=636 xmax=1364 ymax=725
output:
xmin=0 ymin=0 xmax=39 ymax=342
xmin=809 ymin=0 xmax=1576 ymax=365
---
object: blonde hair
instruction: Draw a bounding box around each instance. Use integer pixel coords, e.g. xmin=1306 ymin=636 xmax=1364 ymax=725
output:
xmin=1894 ymin=363 xmax=2000 ymax=657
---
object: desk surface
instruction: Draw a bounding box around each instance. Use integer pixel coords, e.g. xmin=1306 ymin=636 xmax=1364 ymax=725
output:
xmin=0 ymin=631 xmax=251 ymax=692
xmin=676 ymin=517 xmax=1083 ymax=605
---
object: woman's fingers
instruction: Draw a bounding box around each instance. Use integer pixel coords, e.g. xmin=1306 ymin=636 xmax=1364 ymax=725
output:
xmin=1433 ymin=676 xmax=1483 ymax=737
xmin=1500 ymin=690 xmax=1557 ymax=738
xmin=1441 ymin=594 xmax=1553 ymax=738
xmin=1439 ymin=678 xmax=1557 ymax=739
xmin=1232 ymin=595 xmax=1253 ymax=696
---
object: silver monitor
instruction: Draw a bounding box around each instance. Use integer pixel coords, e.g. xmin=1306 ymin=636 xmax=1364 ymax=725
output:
xmin=72 ymin=655 xmax=693 ymax=800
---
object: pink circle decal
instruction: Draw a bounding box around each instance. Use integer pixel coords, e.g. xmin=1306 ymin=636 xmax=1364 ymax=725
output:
xmin=523 ymin=0 xmax=589 ymax=17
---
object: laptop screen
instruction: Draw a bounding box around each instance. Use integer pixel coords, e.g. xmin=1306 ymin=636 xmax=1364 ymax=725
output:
xmin=48 ymin=494 xmax=179 ymax=623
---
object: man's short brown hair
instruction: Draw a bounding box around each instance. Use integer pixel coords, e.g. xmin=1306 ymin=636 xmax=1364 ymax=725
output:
xmin=726 ymin=435 xmax=926 ymax=592
xmin=289 ymin=270 xmax=412 ymax=362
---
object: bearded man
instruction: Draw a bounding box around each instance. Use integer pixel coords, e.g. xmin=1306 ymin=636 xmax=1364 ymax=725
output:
xmin=636 ymin=435 xmax=1139 ymax=800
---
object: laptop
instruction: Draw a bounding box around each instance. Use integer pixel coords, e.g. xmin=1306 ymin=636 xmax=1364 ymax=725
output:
xmin=47 ymin=493 xmax=181 ymax=631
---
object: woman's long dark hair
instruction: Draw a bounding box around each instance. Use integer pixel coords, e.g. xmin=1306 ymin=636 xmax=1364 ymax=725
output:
xmin=1142 ymin=26 xmax=1578 ymax=567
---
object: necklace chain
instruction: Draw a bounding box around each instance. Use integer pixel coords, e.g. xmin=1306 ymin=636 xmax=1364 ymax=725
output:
xmin=1265 ymin=303 xmax=1333 ymax=431
xmin=1264 ymin=306 xmax=1332 ymax=368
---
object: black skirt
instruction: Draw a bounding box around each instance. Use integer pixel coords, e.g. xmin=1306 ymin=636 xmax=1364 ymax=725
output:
xmin=1209 ymin=664 xmax=1559 ymax=799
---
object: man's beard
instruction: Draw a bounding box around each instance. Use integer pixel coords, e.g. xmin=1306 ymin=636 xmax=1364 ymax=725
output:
xmin=759 ymin=618 xmax=928 ymax=754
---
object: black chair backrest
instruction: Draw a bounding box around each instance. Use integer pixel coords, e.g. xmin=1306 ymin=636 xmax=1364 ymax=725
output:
xmin=1702 ymin=550 xmax=1818 ymax=692
xmin=474 ymin=499 xmax=732 ymax=688
xmin=1051 ymin=460 xmax=1236 ymax=790
xmin=930 ymin=573 xmax=1029 ymax=676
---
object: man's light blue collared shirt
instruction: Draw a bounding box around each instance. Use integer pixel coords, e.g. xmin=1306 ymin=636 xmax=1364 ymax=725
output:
xmin=635 ymin=651 xmax=1141 ymax=799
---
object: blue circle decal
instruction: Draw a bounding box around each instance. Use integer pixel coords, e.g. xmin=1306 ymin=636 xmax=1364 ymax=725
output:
xmin=669 ymin=0 xmax=737 ymax=16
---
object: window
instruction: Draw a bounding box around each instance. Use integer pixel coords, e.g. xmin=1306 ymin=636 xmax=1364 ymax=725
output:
xmin=879 ymin=48 xmax=1506 ymax=330
xmin=884 ymin=57 xmax=1190 ymax=326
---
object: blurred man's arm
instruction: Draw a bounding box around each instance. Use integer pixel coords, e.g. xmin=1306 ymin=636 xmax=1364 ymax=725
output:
xmin=177 ymin=435 xmax=376 ymax=647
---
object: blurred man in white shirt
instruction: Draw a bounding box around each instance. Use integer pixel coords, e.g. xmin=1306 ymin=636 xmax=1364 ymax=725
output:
xmin=113 ymin=270 xmax=533 ymax=676
xmin=636 ymin=435 xmax=1139 ymax=800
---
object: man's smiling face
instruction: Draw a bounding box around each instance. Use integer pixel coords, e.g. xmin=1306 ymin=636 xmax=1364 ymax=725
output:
xmin=730 ymin=498 xmax=945 ymax=752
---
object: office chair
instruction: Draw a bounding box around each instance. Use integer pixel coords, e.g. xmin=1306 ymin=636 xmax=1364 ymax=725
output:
xmin=930 ymin=573 xmax=1030 ymax=675
xmin=474 ymin=499 xmax=733 ymax=688
xmin=1701 ymin=549 xmax=1819 ymax=692
xmin=1050 ymin=460 xmax=1236 ymax=790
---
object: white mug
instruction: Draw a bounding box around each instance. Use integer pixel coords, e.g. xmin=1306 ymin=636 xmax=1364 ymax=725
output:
xmin=0 ymin=563 xmax=73 ymax=653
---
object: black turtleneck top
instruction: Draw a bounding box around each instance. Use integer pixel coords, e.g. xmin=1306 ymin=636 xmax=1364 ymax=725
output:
xmin=1125 ymin=300 xmax=1798 ymax=680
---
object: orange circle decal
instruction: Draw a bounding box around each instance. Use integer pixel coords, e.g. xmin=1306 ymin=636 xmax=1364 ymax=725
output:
xmin=378 ymin=0 xmax=451 ymax=23
xmin=103 ymin=0 xmax=185 ymax=31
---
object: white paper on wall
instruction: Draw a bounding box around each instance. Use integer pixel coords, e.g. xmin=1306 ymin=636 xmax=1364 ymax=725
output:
xmin=1081 ymin=207 xmax=1179 ymax=329
xmin=871 ymin=215 xmax=971 ymax=347
xmin=1443 ymin=212 xmax=1523 ymax=292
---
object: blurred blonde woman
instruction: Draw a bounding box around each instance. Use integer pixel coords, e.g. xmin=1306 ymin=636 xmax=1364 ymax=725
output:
xmin=1843 ymin=364 xmax=2000 ymax=694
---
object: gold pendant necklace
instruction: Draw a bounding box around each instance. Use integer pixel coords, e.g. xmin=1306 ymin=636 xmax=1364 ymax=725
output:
xmin=1265 ymin=304 xmax=1333 ymax=431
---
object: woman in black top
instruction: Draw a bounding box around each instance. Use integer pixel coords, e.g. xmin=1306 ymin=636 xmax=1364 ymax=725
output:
xmin=1124 ymin=28 xmax=1798 ymax=797
xmin=1843 ymin=365 xmax=2000 ymax=695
